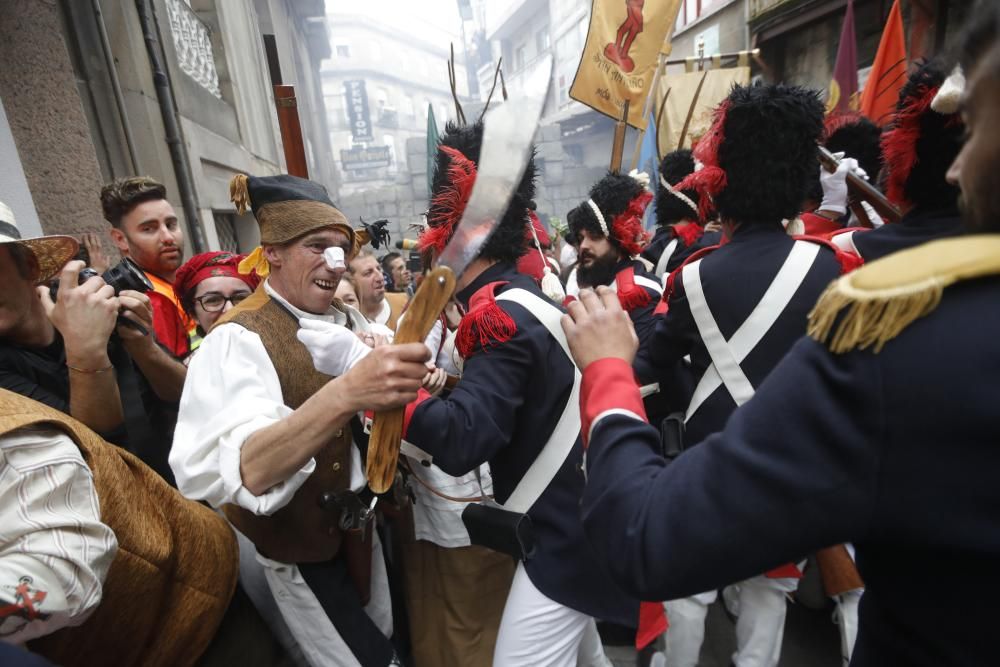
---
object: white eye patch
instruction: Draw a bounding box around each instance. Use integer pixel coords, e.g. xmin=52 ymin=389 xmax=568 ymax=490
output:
xmin=324 ymin=246 xmax=346 ymax=270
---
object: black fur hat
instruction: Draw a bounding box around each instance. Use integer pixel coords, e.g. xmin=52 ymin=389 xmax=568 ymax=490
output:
xmin=824 ymin=113 xmax=884 ymax=185
xmin=881 ymin=59 xmax=962 ymax=211
xmin=680 ymin=83 xmax=825 ymax=225
xmin=567 ymin=171 xmax=652 ymax=256
xmin=655 ymin=149 xmax=700 ymax=227
xmin=420 ymin=120 xmax=536 ymax=264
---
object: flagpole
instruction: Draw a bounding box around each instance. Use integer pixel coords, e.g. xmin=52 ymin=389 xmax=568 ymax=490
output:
xmin=610 ymin=100 xmax=630 ymax=173
xmin=629 ymin=53 xmax=667 ymax=171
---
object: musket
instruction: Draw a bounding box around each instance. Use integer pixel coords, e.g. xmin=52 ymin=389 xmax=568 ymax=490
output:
xmin=365 ymin=56 xmax=554 ymax=494
xmin=273 ymin=85 xmax=309 ymax=178
xmin=817 ymin=145 xmax=901 ymax=224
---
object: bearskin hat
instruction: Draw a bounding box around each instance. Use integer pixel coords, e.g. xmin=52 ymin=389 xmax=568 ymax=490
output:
xmin=419 ymin=120 xmax=536 ymax=265
xmin=678 ymin=82 xmax=825 ymax=225
xmin=567 ymin=171 xmax=652 ymax=256
xmin=824 ymin=112 xmax=884 ymax=185
xmin=655 ymin=149 xmax=701 ymax=227
xmin=881 ymin=59 xmax=963 ymax=211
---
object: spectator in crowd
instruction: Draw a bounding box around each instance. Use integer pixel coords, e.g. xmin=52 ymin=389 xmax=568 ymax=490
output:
xmin=380 ymin=251 xmax=412 ymax=293
xmin=102 ymin=177 xmax=195 ymax=358
xmin=0 ymin=205 xmax=186 ymax=483
xmin=334 ymin=272 xmax=360 ymax=310
xmin=173 ymin=251 xmax=260 ymax=352
xmin=0 ymin=388 xmax=289 ymax=666
xmin=349 ymin=249 xmax=407 ymax=329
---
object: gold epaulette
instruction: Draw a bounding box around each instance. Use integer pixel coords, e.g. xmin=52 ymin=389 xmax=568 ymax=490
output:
xmin=808 ymin=234 xmax=1000 ymax=353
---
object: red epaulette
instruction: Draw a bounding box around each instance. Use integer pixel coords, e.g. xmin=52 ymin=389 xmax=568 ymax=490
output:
xmin=792 ymin=234 xmax=865 ymax=274
xmin=800 ymin=211 xmax=845 ymax=237
xmin=615 ymin=265 xmax=653 ymax=312
xmin=673 ymin=221 xmax=704 ymax=247
xmin=455 ymin=281 xmax=514 ymax=359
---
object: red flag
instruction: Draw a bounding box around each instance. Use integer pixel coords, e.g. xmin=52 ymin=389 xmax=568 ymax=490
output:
xmin=860 ymin=0 xmax=908 ymax=127
xmin=827 ymin=0 xmax=859 ymax=114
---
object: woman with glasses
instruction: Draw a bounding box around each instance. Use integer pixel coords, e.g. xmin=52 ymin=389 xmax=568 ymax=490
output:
xmin=174 ymin=251 xmax=260 ymax=357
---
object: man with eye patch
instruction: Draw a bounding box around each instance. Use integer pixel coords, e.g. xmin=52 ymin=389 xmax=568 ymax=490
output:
xmin=171 ymin=174 xmax=430 ymax=667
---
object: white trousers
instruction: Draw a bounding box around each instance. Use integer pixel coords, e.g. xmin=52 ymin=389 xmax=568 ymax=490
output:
xmin=729 ymin=574 xmax=797 ymax=667
xmin=662 ymin=590 xmax=718 ymax=667
xmin=238 ymin=529 xmax=393 ymax=667
xmin=833 ymin=589 xmax=863 ymax=667
xmin=662 ymin=574 xmax=797 ymax=667
xmin=493 ymin=563 xmax=612 ymax=667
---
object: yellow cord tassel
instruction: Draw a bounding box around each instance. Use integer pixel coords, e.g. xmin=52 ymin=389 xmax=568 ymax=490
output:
xmin=239 ymin=246 xmax=270 ymax=278
xmin=230 ymin=173 xmax=251 ymax=214
xmin=807 ymin=278 xmax=943 ymax=354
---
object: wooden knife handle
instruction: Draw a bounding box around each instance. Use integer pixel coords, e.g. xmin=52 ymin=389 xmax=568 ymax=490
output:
xmin=367 ymin=266 xmax=456 ymax=493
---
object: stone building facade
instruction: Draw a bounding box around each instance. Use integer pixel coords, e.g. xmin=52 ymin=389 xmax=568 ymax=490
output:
xmin=0 ymin=0 xmax=334 ymax=258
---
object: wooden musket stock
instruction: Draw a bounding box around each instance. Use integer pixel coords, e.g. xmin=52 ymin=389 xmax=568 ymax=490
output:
xmin=818 ymin=145 xmax=901 ymax=224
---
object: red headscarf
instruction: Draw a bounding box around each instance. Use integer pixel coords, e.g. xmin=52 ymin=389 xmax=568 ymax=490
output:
xmin=174 ymin=251 xmax=259 ymax=310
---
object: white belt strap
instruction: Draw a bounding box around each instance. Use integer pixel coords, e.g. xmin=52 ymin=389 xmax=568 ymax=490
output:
xmin=608 ymin=274 xmax=664 ymax=298
xmin=684 ymin=241 xmax=820 ymax=422
xmin=495 ymin=289 xmax=582 ymax=514
xmin=655 ymin=238 xmax=680 ymax=279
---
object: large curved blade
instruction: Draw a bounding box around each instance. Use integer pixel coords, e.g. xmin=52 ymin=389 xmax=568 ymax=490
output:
xmin=436 ymin=54 xmax=553 ymax=278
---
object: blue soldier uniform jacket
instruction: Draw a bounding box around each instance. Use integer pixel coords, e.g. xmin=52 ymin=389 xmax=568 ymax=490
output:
xmin=635 ymin=224 xmax=843 ymax=445
xmin=402 ymin=262 xmax=640 ymax=628
xmin=609 ymin=259 xmax=663 ymax=354
xmin=849 ymin=205 xmax=964 ymax=261
xmin=641 ymin=223 xmax=723 ymax=281
xmin=576 ymin=236 xmax=1000 ymax=666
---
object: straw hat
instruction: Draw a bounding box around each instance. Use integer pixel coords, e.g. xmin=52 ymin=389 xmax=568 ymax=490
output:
xmin=0 ymin=201 xmax=79 ymax=284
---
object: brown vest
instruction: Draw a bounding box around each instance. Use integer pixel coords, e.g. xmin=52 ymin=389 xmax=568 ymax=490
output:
xmin=0 ymin=390 xmax=237 ymax=667
xmin=215 ymin=286 xmax=354 ymax=563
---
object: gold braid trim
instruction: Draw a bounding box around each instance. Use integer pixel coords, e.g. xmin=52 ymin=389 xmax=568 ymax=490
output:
xmin=808 ymin=235 xmax=1000 ymax=354
xmin=807 ymin=277 xmax=944 ymax=353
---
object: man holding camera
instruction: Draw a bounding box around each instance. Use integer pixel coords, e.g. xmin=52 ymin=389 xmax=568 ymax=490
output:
xmin=102 ymin=176 xmax=195 ymax=358
xmin=0 ymin=202 xmax=186 ymax=482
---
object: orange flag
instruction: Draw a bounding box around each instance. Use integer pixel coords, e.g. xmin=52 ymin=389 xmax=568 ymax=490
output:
xmin=860 ymin=0 xmax=907 ymax=126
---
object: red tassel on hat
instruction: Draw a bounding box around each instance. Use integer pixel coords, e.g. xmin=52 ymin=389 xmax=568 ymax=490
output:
xmin=455 ymin=281 xmax=516 ymax=358
xmin=615 ymin=266 xmax=652 ymax=313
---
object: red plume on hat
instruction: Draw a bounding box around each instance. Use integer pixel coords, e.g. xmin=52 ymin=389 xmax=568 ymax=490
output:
xmin=880 ymin=61 xmax=963 ymax=210
xmin=676 ymin=100 xmax=731 ymax=220
xmin=610 ymin=189 xmax=654 ymax=256
xmin=420 ymin=145 xmax=476 ymax=255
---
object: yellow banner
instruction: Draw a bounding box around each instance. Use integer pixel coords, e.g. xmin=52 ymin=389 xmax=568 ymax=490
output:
xmin=656 ymin=66 xmax=750 ymax=152
xmin=570 ymin=0 xmax=683 ymax=130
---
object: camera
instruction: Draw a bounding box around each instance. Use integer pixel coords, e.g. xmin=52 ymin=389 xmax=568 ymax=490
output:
xmin=49 ymin=257 xmax=153 ymax=301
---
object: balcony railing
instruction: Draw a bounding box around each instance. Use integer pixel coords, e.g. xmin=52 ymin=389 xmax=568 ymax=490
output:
xmin=164 ymin=0 xmax=222 ymax=98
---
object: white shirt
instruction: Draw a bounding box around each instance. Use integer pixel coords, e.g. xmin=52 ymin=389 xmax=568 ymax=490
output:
xmin=170 ymin=280 xmax=370 ymax=516
xmin=373 ymin=298 xmax=392 ymax=327
xmin=404 ymin=319 xmax=493 ymax=548
xmin=0 ymin=426 xmax=117 ymax=644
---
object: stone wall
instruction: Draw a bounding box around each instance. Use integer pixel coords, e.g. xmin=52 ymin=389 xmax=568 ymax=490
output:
xmin=0 ymin=0 xmax=109 ymax=248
